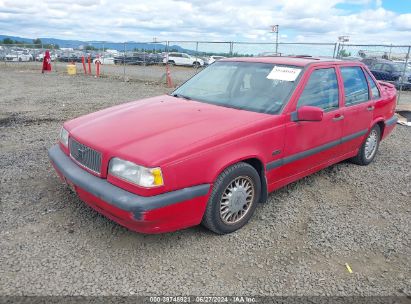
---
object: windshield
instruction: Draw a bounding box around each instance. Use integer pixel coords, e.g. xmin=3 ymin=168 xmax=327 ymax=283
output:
xmin=172 ymin=61 xmax=302 ymax=114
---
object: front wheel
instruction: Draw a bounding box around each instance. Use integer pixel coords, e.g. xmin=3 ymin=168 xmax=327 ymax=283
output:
xmin=202 ymin=162 xmax=261 ymax=234
xmin=351 ymin=124 xmax=381 ymax=165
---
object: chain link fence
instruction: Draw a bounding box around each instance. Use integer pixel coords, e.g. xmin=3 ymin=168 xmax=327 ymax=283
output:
xmin=1 ymin=41 xmax=410 ymax=103
xmin=336 ymin=44 xmax=411 ymax=103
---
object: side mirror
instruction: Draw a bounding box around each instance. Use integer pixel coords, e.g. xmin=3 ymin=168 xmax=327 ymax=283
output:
xmin=292 ymin=106 xmax=324 ymax=122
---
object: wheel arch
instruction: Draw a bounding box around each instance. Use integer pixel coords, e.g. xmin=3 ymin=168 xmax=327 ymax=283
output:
xmin=213 ymin=156 xmax=268 ymax=204
xmin=242 ymin=158 xmax=268 ymax=204
xmin=370 ymin=118 xmax=385 ymax=139
xmin=376 ymin=120 xmax=385 ymax=138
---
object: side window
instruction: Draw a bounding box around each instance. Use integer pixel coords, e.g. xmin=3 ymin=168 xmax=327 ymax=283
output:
xmin=297 ymin=68 xmax=339 ymax=111
xmin=382 ymin=64 xmax=392 ymax=72
xmin=365 ymin=71 xmax=381 ymax=100
xmin=340 ymin=66 xmax=370 ymax=105
xmin=373 ymin=63 xmax=382 ymax=70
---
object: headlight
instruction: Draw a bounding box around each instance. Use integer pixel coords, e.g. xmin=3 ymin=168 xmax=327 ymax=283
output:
xmin=108 ymin=158 xmax=164 ymax=188
xmin=60 ymin=127 xmax=69 ymax=147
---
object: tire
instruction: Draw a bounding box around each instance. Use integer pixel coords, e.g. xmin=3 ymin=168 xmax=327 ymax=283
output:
xmin=193 ymin=61 xmax=200 ymax=68
xmin=168 ymin=60 xmax=175 ymax=66
xmin=202 ymin=162 xmax=261 ymax=234
xmin=351 ymin=124 xmax=381 ymax=166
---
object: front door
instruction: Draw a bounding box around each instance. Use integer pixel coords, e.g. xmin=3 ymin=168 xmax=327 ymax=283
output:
xmin=267 ymin=66 xmax=344 ymax=184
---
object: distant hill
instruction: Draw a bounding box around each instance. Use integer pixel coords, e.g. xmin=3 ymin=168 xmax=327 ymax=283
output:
xmin=0 ymin=34 xmax=190 ymax=53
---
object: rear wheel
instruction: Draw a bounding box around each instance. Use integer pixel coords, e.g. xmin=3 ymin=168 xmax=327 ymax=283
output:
xmin=168 ymin=60 xmax=175 ymax=66
xmin=351 ymin=124 xmax=381 ymax=165
xmin=193 ymin=61 xmax=200 ymax=68
xmin=202 ymin=162 xmax=261 ymax=234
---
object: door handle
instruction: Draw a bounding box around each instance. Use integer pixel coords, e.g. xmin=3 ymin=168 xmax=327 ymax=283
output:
xmin=367 ymin=105 xmax=375 ymax=111
xmin=333 ymin=114 xmax=344 ymax=121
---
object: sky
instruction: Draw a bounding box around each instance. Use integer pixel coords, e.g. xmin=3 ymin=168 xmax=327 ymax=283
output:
xmin=0 ymin=0 xmax=410 ymax=44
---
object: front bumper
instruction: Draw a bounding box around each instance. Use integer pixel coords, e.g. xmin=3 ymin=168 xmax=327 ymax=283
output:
xmin=48 ymin=145 xmax=210 ymax=233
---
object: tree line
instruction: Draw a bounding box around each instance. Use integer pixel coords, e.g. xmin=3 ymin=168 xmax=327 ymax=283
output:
xmin=1 ymin=38 xmax=60 ymax=49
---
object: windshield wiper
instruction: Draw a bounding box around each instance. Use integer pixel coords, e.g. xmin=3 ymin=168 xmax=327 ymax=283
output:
xmin=171 ymin=93 xmax=191 ymax=100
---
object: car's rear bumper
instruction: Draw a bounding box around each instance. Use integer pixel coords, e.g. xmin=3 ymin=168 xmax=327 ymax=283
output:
xmin=48 ymin=145 xmax=211 ymax=233
xmin=381 ymin=114 xmax=398 ymax=140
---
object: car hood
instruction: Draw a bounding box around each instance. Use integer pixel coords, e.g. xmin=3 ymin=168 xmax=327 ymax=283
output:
xmin=66 ymin=95 xmax=273 ymax=166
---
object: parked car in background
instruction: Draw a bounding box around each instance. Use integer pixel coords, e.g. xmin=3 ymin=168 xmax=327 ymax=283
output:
xmin=361 ymin=57 xmax=381 ymax=68
xmin=36 ymin=52 xmax=57 ymax=62
xmin=205 ymin=55 xmax=226 ymax=65
xmin=93 ymin=56 xmax=115 ymax=65
xmin=368 ymin=59 xmax=411 ymax=89
xmin=5 ymin=52 xmax=33 ymax=62
xmin=148 ymin=53 xmax=164 ymax=64
xmin=58 ymin=54 xmax=83 ymax=63
xmin=163 ymin=52 xmax=204 ymax=67
xmin=114 ymin=52 xmax=156 ymax=65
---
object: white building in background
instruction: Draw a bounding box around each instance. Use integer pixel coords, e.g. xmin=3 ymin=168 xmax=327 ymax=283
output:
xmin=105 ymin=49 xmax=119 ymax=55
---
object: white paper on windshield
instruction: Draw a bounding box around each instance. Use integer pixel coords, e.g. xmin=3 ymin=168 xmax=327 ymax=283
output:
xmin=266 ymin=66 xmax=301 ymax=81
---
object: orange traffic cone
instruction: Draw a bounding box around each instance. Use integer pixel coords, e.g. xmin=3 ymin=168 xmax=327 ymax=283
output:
xmin=166 ymin=65 xmax=173 ymax=88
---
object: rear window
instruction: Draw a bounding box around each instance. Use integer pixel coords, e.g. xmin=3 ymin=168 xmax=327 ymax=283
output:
xmin=341 ymin=66 xmax=370 ymax=105
xmin=382 ymin=64 xmax=393 ymax=72
xmin=365 ymin=71 xmax=380 ymax=100
xmin=372 ymin=63 xmax=383 ymax=70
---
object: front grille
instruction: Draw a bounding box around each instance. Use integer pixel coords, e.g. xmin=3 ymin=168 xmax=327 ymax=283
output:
xmin=69 ymin=138 xmax=102 ymax=174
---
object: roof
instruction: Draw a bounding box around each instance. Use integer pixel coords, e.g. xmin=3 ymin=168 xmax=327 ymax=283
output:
xmin=221 ymin=56 xmax=342 ymax=67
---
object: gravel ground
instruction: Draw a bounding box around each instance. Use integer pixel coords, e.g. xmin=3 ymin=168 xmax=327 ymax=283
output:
xmin=1 ymin=61 xmax=200 ymax=86
xmin=0 ymin=66 xmax=410 ymax=297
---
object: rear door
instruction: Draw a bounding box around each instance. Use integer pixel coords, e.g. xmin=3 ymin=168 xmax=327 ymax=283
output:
xmin=182 ymin=54 xmax=192 ymax=65
xmin=274 ymin=66 xmax=344 ymax=180
xmin=337 ymin=65 xmax=374 ymax=155
xmin=171 ymin=53 xmax=182 ymax=65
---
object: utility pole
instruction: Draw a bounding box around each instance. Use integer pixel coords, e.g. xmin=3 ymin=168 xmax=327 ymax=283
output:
xmin=153 ymin=37 xmax=158 ymax=53
xmin=270 ymin=25 xmax=279 ymax=54
xmin=337 ymin=35 xmax=350 ymax=58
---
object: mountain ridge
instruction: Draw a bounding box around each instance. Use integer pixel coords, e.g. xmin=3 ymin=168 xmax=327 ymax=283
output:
xmin=0 ymin=34 xmax=187 ymax=52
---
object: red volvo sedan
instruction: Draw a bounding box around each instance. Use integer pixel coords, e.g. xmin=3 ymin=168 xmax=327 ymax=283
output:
xmin=49 ymin=56 xmax=397 ymax=234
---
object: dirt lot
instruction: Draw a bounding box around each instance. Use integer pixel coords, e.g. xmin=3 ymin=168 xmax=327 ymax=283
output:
xmin=0 ymin=66 xmax=410 ymax=297
xmin=1 ymin=61 xmax=200 ymax=86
